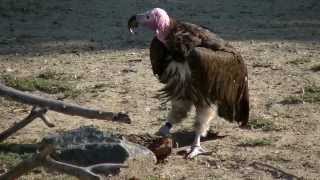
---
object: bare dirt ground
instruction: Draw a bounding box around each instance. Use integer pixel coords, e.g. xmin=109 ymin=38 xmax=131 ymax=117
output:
xmin=0 ymin=0 xmax=320 ymax=179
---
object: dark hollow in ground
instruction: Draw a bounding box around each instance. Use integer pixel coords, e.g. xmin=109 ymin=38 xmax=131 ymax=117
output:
xmin=43 ymin=126 xmax=130 ymax=166
xmin=52 ymin=143 xmax=129 ymax=166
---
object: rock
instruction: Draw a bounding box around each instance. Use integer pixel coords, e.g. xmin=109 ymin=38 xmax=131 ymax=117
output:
xmin=42 ymin=126 xmax=156 ymax=178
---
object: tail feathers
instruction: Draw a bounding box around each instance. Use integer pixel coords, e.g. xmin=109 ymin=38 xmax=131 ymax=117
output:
xmin=217 ymin=81 xmax=249 ymax=127
xmin=237 ymin=83 xmax=249 ymax=127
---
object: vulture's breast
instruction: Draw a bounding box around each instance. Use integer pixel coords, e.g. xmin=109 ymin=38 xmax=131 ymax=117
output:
xmin=159 ymin=61 xmax=192 ymax=100
xmin=160 ymin=61 xmax=191 ymax=83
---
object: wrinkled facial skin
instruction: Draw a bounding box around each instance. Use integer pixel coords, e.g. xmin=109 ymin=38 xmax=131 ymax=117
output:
xmin=137 ymin=11 xmax=157 ymax=30
xmin=128 ymin=10 xmax=157 ymax=33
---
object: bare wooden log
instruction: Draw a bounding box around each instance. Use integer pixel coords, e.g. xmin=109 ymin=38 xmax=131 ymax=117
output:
xmin=0 ymin=106 xmax=49 ymax=142
xmin=0 ymin=83 xmax=131 ymax=123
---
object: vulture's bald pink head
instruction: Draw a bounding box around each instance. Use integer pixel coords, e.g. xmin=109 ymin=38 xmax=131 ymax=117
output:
xmin=128 ymin=8 xmax=170 ymax=44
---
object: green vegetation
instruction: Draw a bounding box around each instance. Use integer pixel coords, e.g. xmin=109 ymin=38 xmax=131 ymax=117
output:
xmin=303 ymin=85 xmax=320 ymax=104
xmin=310 ymin=64 xmax=320 ymax=72
xmin=0 ymin=152 xmax=32 ymax=169
xmin=264 ymin=154 xmax=291 ymax=163
xmin=1 ymin=71 xmax=82 ymax=98
xmin=37 ymin=70 xmax=82 ymax=81
xmin=287 ymin=58 xmax=311 ymax=65
xmin=147 ymin=176 xmax=162 ymax=180
xmin=280 ymin=95 xmax=303 ymax=105
xmin=239 ymin=138 xmax=272 ymax=147
xmin=248 ymin=118 xmax=276 ymax=131
xmin=279 ymin=85 xmax=320 ymax=105
xmin=37 ymin=70 xmax=66 ymax=81
xmin=19 ymin=174 xmax=77 ymax=180
xmin=89 ymin=83 xmax=110 ymax=93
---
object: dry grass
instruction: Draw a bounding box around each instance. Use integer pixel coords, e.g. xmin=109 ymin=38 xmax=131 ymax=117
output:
xmin=287 ymin=57 xmax=311 ymax=65
xmin=238 ymin=138 xmax=272 ymax=147
xmin=248 ymin=118 xmax=277 ymax=131
xmin=280 ymin=95 xmax=303 ymax=105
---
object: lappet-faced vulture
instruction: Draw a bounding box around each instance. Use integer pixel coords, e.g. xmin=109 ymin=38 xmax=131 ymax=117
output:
xmin=128 ymin=8 xmax=249 ymax=158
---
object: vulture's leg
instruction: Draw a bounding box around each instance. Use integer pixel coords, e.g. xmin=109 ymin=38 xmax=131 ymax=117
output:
xmin=156 ymin=100 xmax=192 ymax=136
xmin=186 ymin=104 xmax=216 ymax=159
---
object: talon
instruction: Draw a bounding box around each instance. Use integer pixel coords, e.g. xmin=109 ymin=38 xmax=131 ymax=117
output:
xmin=185 ymin=145 xmax=208 ymax=159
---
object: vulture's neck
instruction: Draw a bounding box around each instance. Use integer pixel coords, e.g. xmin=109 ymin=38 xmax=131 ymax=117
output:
xmin=156 ymin=18 xmax=175 ymax=46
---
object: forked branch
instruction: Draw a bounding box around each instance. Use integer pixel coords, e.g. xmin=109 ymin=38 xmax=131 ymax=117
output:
xmin=0 ymin=143 xmax=55 ymax=180
xmin=44 ymin=157 xmax=128 ymax=180
xmin=0 ymin=83 xmax=131 ymax=123
xmin=0 ymin=106 xmax=50 ymax=142
xmin=0 ymin=143 xmax=128 ymax=180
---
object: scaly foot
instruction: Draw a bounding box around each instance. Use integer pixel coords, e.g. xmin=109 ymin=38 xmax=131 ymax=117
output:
xmin=185 ymin=145 xmax=209 ymax=159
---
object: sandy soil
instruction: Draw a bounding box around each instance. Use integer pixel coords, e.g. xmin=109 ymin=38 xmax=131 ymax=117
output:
xmin=0 ymin=0 xmax=320 ymax=179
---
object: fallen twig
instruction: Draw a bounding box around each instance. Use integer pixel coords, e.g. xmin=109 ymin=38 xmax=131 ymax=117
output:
xmin=250 ymin=162 xmax=302 ymax=180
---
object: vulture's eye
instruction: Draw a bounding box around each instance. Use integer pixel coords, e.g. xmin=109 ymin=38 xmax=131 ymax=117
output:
xmin=146 ymin=15 xmax=150 ymax=19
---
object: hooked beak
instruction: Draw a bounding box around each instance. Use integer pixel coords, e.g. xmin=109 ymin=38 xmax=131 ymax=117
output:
xmin=128 ymin=15 xmax=139 ymax=34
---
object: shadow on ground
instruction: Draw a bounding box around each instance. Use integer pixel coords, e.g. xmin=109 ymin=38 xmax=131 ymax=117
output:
xmin=171 ymin=130 xmax=227 ymax=147
xmin=0 ymin=0 xmax=319 ymax=56
xmin=0 ymin=143 xmax=38 ymax=154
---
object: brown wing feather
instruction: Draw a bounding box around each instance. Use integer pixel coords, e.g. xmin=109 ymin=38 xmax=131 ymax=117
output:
xmin=150 ymin=37 xmax=169 ymax=82
xmin=187 ymin=47 xmax=249 ymax=126
xmin=166 ymin=20 xmax=231 ymax=59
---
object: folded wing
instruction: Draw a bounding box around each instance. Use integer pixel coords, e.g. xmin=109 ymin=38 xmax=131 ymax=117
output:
xmin=187 ymin=47 xmax=249 ymax=126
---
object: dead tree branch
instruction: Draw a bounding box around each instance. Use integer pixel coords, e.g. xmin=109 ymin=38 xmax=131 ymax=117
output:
xmin=0 ymin=106 xmax=49 ymax=142
xmin=43 ymin=157 xmax=102 ymax=180
xmin=0 ymin=84 xmax=131 ymax=178
xmin=39 ymin=113 xmax=55 ymax=128
xmin=0 ymin=83 xmax=131 ymax=123
xmin=0 ymin=142 xmax=128 ymax=180
xmin=0 ymin=143 xmax=55 ymax=180
xmin=250 ymin=162 xmax=302 ymax=179
xmin=44 ymin=157 xmax=128 ymax=180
